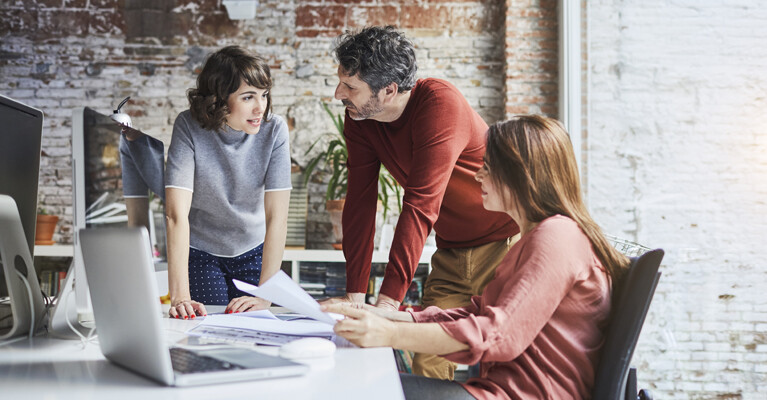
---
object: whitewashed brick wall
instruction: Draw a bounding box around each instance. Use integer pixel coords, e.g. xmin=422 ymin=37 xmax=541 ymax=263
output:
xmin=0 ymin=0 xmax=504 ymax=249
xmin=5 ymin=1 xmax=763 ymax=396
xmin=587 ymin=1 xmax=767 ymax=398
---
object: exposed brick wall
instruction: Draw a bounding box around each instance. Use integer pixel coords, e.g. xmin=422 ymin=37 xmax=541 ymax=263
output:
xmin=5 ymin=0 xmax=763 ymax=397
xmin=0 ymin=0 xmax=513 ymax=250
xmin=587 ymin=1 xmax=767 ymax=398
xmin=504 ymin=0 xmax=558 ymax=118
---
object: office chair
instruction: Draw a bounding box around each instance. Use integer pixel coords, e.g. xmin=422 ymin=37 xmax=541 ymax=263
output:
xmin=592 ymin=248 xmax=664 ymax=400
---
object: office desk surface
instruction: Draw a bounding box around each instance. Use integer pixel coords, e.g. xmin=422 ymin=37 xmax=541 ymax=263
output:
xmin=0 ymin=316 xmax=405 ymax=400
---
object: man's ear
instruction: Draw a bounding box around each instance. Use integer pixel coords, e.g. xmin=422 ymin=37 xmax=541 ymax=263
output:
xmin=383 ymin=82 xmax=399 ymax=101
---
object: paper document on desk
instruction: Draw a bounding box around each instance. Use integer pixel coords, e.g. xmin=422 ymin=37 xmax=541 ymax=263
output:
xmin=199 ymin=313 xmax=334 ymax=336
xmin=223 ymin=309 xmax=280 ymax=320
xmin=233 ymin=271 xmax=341 ymax=325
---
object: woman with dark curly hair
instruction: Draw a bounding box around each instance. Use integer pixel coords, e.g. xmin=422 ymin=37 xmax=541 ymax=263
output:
xmin=324 ymin=115 xmax=630 ymax=400
xmin=165 ymin=46 xmax=291 ymax=319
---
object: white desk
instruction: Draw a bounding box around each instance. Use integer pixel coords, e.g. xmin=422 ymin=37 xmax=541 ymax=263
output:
xmin=0 ymin=316 xmax=405 ymax=400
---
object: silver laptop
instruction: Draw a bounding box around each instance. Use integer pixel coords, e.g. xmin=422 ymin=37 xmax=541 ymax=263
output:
xmin=78 ymin=227 xmax=309 ymax=386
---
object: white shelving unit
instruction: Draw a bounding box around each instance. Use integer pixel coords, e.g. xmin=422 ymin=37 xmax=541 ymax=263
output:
xmin=282 ymin=247 xmax=436 ymax=283
xmin=34 ymin=244 xmax=75 ymax=257
xmin=34 ymin=245 xmax=438 ymax=288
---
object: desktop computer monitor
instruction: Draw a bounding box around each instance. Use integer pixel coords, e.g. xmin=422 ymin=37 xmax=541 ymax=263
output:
xmin=71 ymin=107 xmax=167 ymax=318
xmin=0 ymin=95 xmax=43 ymax=259
xmin=0 ymin=95 xmax=47 ymax=339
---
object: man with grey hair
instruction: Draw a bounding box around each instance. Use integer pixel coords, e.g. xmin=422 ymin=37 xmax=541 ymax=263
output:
xmin=325 ymin=26 xmax=520 ymax=380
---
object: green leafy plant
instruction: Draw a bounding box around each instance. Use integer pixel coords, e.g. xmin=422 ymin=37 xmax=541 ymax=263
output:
xmin=304 ymin=102 xmax=403 ymax=220
xmin=378 ymin=165 xmax=402 ymax=221
xmin=304 ymin=102 xmax=348 ymax=201
xmin=37 ymin=206 xmax=49 ymax=215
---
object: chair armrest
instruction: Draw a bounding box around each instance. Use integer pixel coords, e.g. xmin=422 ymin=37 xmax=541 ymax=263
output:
xmin=638 ymin=389 xmax=654 ymax=400
xmin=629 ymin=366 xmax=654 ymax=400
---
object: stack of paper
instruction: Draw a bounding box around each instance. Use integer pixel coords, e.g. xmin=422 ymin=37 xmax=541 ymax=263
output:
xmin=200 ymin=311 xmax=334 ymax=336
xmin=232 ymin=271 xmax=340 ymax=324
xmin=187 ymin=271 xmax=342 ymax=345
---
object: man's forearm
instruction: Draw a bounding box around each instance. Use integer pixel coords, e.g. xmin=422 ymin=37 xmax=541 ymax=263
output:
xmin=346 ymin=292 xmax=366 ymax=303
xmin=377 ymin=215 xmax=429 ymax=302
xmin=376 ymin=292 xmax=401 ymax=310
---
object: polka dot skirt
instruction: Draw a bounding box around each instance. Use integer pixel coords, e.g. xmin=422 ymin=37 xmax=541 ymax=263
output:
xmin=188 ymin=243 xmax=263 ymax=305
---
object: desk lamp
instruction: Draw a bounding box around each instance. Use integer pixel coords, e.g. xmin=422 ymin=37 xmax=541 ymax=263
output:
xmin=222 ymin=0 xmax=258 ymax=20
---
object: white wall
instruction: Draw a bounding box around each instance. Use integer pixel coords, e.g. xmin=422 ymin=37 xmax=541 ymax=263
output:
xmin=587 ymin=1 xmax=767 ymax=398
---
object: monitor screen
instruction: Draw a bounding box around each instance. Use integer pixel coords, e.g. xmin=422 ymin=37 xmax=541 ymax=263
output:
xmin=0 ymin=95 xmax=46 ymax=337
xmin=71 ymin=107 xmax=167 ymax=316
xmin=75 ymin=107 xmax=166 ymax=258
xmin=0 ymin=95 xmax=42 ymax=259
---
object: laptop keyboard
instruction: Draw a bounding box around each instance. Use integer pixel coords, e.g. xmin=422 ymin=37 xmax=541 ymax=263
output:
xmin=169 ymin=347 xmax=244 ymax=374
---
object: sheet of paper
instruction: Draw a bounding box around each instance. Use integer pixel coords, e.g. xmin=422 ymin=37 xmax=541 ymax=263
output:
xmin=233 ymin=271 xmax=340 ymax=325
xmin=217 ymin=309 xmax=279 ymax=320
xmin=200 ymin=314 xmax=334 ymax=336
xmin=186 ymin=324 xmax=329 ymax=346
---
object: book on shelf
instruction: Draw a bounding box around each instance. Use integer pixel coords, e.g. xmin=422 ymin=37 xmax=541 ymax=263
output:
xmin=324 ymin=287 xmax=346 ymax=297
xmin=402 ymin=278 xmax=423 ymax=306
xmin=58 ymin=270 xmax=66 ymax=294
xmin=367 ymin=276 xmax=424 ymax=307
xmin=372 ymin=276 xmax=384 ymax=300
xmin=299 ymin=282 xmax=326 ymax=290
xmin=39 ymin=271 xmax=49 ymax=297
xmin=39 ymin=269 xmax=59 ymax=297
xmin=393 ymin=349 xmax=413 ymax=373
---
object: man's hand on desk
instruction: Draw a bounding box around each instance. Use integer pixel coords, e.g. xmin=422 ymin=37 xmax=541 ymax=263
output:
xmin=374 ymin=293 xmax=401 ymax=311
xmin=170 ymin=299 xmax=207 ymax=319
xmin=318 ymin=292 xmax=366 ymax=306
xmin=225 ymin=296 xmax=271 ymax=314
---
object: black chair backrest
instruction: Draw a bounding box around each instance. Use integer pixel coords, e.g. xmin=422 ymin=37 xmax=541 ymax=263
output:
xmin=592 ymin=249 xmax=664 ymax=400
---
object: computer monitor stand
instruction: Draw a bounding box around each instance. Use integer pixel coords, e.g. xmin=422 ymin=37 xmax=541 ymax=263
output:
xmin=0 ymin=195 xmax=46 ymax=340
xmin=48 ymin=261 xmax=94 ymax=339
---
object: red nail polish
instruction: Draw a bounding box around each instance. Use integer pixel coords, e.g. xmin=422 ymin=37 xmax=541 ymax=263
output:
xmin=190 ymin=315 xmax=195 ymax=319
xmin=183 ymin=316 xmax=188 ymax=319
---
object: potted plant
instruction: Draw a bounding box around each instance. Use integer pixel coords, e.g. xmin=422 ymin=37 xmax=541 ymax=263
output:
xmin=35 ymin=206 xmax=59 ymax=245
xmin=304 ymin=102 xmax=403 ymax=249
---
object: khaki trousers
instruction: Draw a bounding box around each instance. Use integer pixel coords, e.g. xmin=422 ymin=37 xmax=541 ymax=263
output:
xmin=412 ymin=234 xmax=519 ymax=380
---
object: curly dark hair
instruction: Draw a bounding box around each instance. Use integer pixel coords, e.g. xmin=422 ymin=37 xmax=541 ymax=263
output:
xmin=333 ymin=26 xmax=417 ymax=93
xmin=187 ymin=46 xmax=272 ymax=131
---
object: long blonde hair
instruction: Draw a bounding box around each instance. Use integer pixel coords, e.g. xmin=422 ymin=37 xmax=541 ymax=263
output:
xmin=485 ymin=115 xmax=629 ymax=282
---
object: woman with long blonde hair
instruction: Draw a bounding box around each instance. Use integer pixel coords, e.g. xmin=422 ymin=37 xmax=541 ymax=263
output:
xmin=324 ymin=115 xmax=629 ymax=399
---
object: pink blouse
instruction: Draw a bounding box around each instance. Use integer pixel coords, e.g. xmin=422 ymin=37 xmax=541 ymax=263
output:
xmin=411 ymin=215 xmax=612 ymax=399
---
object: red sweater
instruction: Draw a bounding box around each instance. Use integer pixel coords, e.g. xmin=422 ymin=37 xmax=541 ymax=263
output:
xmin=342 ymin=78 xmax=518 ymax=301
xmin=412 ymin=216 xmax=611 ymax=399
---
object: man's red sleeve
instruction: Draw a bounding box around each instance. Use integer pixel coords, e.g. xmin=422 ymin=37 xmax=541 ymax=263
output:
xmin=378 ymin=89 xmax=473 ymax=301
xmin=341 ymin=113 xmax=380 ymax=294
